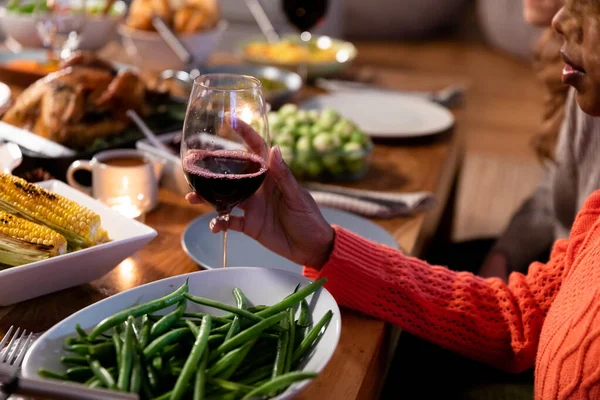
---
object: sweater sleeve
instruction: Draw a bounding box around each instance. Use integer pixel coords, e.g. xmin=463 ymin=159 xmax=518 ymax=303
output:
xmin=303 ymin=209 xmax=595 ymax=373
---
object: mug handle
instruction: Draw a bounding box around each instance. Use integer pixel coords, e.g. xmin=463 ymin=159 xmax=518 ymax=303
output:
xmin=66 ymin=160 xmax=93 ymax=195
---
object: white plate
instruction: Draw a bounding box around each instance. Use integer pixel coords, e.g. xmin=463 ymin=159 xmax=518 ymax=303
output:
xmin=182 ymin=207 xmax=399 ymax=272
xmin=0 ymin=81 xmax=11 ymax=112
xmin=22 ymin=267 xmax=341 ymax=400
xmin=301 ymin=92 xmax=455 ymax=138
xmin=0 ymin=180 xmax=157 ymax=305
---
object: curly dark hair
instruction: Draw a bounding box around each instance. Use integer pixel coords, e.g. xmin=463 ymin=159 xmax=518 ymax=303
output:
xmin=531 ymin=28 xmax=570 ymax=163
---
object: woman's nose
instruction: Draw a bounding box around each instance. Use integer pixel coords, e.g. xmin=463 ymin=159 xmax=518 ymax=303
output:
xmin=552 ymin=6 xmax=567 ymax=37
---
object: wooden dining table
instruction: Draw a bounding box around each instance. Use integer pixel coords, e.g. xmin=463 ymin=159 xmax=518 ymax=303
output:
xmin=0 ymin=40 xmax=470 ymax=399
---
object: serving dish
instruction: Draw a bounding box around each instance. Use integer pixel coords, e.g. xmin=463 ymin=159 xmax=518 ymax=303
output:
xmin=118 ymin=21 xmax=228 ymax=71
xmin=237 ymin=35 xmax=357 ymax=79
xmin=0 ymin=0 xmax=127 ymax=51
xmin=0 ymin=179 xmax=156 ymax=305
xmin=22 ymin=267 xmax=342 ymax=399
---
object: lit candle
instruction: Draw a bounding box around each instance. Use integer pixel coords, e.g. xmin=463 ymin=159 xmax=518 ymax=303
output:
xmin=107 ymin=196 xmax=145 ymax=222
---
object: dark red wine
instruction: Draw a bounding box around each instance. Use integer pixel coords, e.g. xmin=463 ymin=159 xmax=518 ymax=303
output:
xmin=182 ymin=150 xmax=267 ymax=213
xmin=282 ymin=0 xmax=328 ymax=32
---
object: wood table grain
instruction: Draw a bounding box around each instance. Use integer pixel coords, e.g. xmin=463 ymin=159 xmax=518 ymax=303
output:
xmin=0 ymin=43 xmax=465 ymax=400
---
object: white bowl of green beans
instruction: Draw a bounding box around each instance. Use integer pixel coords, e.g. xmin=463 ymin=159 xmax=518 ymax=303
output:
xmin=21 ymin=267 xmax=341 ymax=399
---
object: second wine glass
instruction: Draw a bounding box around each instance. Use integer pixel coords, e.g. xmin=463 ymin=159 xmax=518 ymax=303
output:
xmin=181 ymin=74 xmax=270 ymax=268
xmin=35 ymin=0 xmax=87 ymax=61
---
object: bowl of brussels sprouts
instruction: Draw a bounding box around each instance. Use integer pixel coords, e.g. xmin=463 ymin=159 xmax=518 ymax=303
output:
xmin=269 ymin=104 xmax=373 ymax=181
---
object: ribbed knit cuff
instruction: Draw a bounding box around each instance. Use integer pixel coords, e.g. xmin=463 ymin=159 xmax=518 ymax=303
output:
xmin=303 ymin=226 xmax=407 ymax=313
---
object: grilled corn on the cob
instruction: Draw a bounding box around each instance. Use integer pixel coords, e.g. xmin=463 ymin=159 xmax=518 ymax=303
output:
xmin=0 ymin=173 xmax=108 ymax=248
xmin=0 ymin=211 xmax=67 ymax=266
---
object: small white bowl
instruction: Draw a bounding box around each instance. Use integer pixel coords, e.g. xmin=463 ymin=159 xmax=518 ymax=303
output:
xmin=118 ymin=20 xmax=228 ymax=71
xmin=22 ymin=267 xmax=342 ymax=399
xmin=0 ymin=0 xmax=127 ymax=51
xmin=0 ymin=179 xmax=156 ymax=305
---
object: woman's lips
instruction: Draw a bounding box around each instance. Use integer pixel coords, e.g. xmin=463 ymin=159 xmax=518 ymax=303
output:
xmin=562 ymin=64 xmax=585 ymax=85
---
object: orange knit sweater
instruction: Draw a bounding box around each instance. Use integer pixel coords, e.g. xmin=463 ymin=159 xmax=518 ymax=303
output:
xmin=304 ymin=190 xmax=600 ymax=399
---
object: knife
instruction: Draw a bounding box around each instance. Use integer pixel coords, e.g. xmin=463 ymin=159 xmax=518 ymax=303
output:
xmin=0 ymin=122 xmax=75 ymax=158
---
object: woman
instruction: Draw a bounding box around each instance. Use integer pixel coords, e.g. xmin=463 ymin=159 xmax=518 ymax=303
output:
xmin=189 ymin=0 xmax=600 ymax=398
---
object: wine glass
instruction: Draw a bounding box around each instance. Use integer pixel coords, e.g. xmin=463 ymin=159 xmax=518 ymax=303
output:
xmin=35 ymin=0 xmax=87 ymax=61
xmin=181 ymin=74 xmax=270 ymax=269
xmin=281 ymin=0 xmax=329 ymax=80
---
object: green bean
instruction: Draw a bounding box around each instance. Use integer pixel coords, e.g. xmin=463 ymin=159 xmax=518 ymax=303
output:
xmin=205 ymin=393 xmax=238 ymax=400
xmin=220 ymin=305 xmax=268 ymax=320
xmin=130 ymin=353 xmax=142 ymax=393
xmin=75 ymin=324 xmax=88 ymax=339
xmin=151 ymin=300 xmax=187 ymax=338
xmin=208 ymin=334 xmax=225 ymax=345
xmin=211 ymin=322 xmax=233 ymax=334
xmin=66 ymin=366 xmax=93 ymax=382
xmin=284 ymin=308 xmax=295 ymax=374
xmin=112 ymin=333 xmax=122 ymax=367
xmin=224 ymin=288 xmax=247 ymax=343
xmin=61 ymin=355 xmax=88 ymax=366
xmin=292 ymin=310 xmax=333 ymax=364
xmin=184 ymin=312 xmax=230 ymax=325
xmin=184 ymin=293 xmax=263 ymax=323
xmin=161 ymin=343 xmax=182 ymax=360
xmin=233 ymin=348 xmax=277 ymax=378
xmin=117 ymin=316 xmax=135 ymax=391
xmin=208 ymin=378 xmax=254 ymax=393
xmin=297 ymin=300 xmax=311 ymax=327
xmin=139 ymin=314 xmax=151 ymax=349
xmin=64 ymin=344 xmax=91 ymax=355
xmin=151 ymin=390 xmax=172 ymax=400
xmin=186 ymin=320 xmax=200 ymax=337
xmin=143 ymin=327 xmax=189 ymax=359
xmin=241 ymin=372 xmax=318 ymax=399
xmin=272 ymin=318 xmax=289 ymax=380
xmin=89 ymin=280 xmax=189 ymax=339
xmin=89 ymin=342 xmax=114 ymax=357
xmin=172 ymin=315 xmax=212 ymax=400
xmin=38 ymin=369 xmax=67 ymax=380
xmin=88 ymin=379 xmax=104 ymax=389
xmin=207 ymin=339 xmax=255 ymax=377
xmin=87 ymin=357 xmax=116 ymax=390
xmin=256 ymin=278 xmax=326 ymax=319
xmin=152 ymin=356 xmax=162 ymax=372
xmin=238 ymin=365 xmax=272 ymax=385
xmin=145 ymin=362 xmax=159 ymax=389
xmin=85 ymin=375 xmax=101 ymax=386
xmin=211 ymin=312 xmax=287 ymax=360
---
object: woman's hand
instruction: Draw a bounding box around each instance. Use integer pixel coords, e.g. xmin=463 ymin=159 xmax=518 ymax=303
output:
xmin=186 ymin=146 xmax=335 ymax=269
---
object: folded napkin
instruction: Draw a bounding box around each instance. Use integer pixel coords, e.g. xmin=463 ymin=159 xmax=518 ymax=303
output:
xmin=304 ymin=183 xmax=437 ymax=219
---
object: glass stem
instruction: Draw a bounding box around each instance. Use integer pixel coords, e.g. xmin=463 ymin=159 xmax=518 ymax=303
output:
xmin=218 ymin=213 xmax=230 ymax=268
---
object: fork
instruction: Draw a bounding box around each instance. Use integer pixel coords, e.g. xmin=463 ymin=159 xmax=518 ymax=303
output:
xmin=0 ymin=326 xmax=138 ymax=400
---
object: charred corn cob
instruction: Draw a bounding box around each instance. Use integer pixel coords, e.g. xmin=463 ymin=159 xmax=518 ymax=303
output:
xmin=0 ymin=211 xmax=67 ymax=266
xmin=0 ymin=173 xmax=109 ymax=248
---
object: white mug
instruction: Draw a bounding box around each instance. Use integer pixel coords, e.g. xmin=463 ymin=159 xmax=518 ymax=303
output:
xmin=66 ymin=149 xmax=164 ymax=212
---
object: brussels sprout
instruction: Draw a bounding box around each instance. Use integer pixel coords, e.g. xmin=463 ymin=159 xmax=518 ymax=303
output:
xmin=305 ymin=159 xmax=323 ymax=176
xmin=279 ymin=146 xmax=295 ymax=164
xmin=295 ymin=125 xmax=311 ymax=137
xmin=278 ymin=103 xmax=298 ymax=117
xmin=296 ymin=109 xmax=309 ymax=123
xmin=326 ymin=162 xmax=345 ymax=176
xmin=332 ymin=119 xmax=355 ymax=138
xmin=290 ymin=161 xmax=305 ymax=176
xmin=284 ymin=116 xmax=299 ymax=130
xmin=349 ymin=130 xmax=369 ymax=145
xmin=296 ymin=136 xmax=312 ymax=153
xmin=268 ymin=111 xmax=281 ymax=126
xmin=346 ymin=159 xmax=366 ymax=174
xmin=322 ymin=154 xmax=339 ymax=169
xmin=313 ymin=133 xmax=341 ymax=153
xmin=274 ymin=132 xmax=295 ymax=148
xmin=342 ymin=142 xmax=364 ymax=162
xmin=307 ymin=109 xmax=319 ymax=121
xmin=319 ymin=108 xmax=340 ymax=127
xmin=310 ymin=124 xmax=322 ymax=136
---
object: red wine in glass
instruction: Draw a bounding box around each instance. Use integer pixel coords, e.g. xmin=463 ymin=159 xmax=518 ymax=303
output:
xmin=182 ymin=150 xmax=268 ymax=214
xmin=282 ymin=0 xmax=328 ymax=32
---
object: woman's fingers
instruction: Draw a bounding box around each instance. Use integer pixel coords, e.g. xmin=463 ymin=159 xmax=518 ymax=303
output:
xmin=269 ymin=146 xmax=304 ymax=200
xmin=210 ymin=215 xmax=245 ymax=234
xmin=185 ymin=192 xmax=204 ymax=204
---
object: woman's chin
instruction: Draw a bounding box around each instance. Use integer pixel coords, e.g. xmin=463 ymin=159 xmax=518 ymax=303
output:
xmin=575 ymin=91 xmax=600 ymax=117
